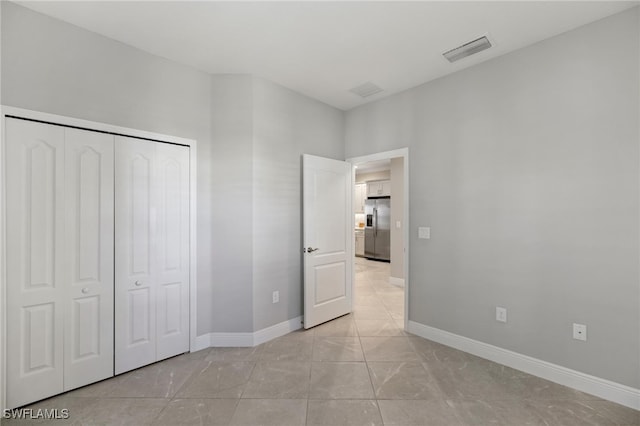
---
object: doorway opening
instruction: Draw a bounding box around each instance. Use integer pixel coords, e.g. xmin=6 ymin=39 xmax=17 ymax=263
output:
xmin=348 ymin=148 xmax=409 ymax=331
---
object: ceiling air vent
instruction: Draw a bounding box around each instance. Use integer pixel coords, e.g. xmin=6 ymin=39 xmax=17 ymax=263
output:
xmin=443 ymin=36 xmax=492 ymax=63
xmin=349 ymin=82 xmax=384 ymax=98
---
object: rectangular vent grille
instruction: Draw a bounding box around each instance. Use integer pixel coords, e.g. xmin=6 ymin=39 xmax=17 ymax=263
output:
xmin=443 ymin=36 xmax=492 ymax=63
xmin=349 ymin=82 xmax=384 ymax=98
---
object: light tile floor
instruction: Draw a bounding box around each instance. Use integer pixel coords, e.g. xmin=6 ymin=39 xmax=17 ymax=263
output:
xmin=6 ymin=258 xmax=639 ymax=425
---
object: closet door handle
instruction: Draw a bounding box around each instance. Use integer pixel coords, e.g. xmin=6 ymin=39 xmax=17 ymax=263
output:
xmin=135 ymin=280 xmax=143 ymax=287
xmin=81 ymin=287 xmax=89 ymax=294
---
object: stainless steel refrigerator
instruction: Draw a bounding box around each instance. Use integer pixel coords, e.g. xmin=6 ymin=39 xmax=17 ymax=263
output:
xmin=364 ymin=197 xmax=390 ymax=261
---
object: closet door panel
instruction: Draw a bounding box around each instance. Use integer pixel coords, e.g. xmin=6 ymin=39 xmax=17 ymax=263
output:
xmin=156 ymin=143 xmax=190 ymax=360
xmin=6 ymin=118 xmax=65 ymax=408
xmin=115 ymin=136 xmax=157 ymax=374
xmin=63 ymin=128 xmax=114 ymax=390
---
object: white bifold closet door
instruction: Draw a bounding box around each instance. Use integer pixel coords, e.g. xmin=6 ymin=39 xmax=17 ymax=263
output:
xmin=63 ymin=128 xmax=115 ymax=389
xmin=6 ymin=119 xmax=114 ymax=408
xmin=114 ymin=136 xmax=190 ymax=374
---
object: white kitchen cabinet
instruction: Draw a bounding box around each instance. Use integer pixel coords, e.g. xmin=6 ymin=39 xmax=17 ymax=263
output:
xmin=355 ymin=230 xmax=365 ymax=257
xmin=354 ymin=183 xmax=367 ymax=213
xmin=367 ymin=180 xmax=391 ymax=197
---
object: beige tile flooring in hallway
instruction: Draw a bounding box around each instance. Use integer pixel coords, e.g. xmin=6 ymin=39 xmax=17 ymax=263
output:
xmin=5 ymin=258 xmax=639 ymax=425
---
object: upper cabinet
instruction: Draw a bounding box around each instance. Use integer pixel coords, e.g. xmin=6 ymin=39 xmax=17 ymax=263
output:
xmin=367 ymin=180 xmax=391 ymax=197
xmin=354 ymin=183 xmax=367 ymax=213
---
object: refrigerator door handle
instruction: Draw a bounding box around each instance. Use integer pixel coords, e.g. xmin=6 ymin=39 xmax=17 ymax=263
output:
xmin=374 ymin=208 xmax=378 ymax=237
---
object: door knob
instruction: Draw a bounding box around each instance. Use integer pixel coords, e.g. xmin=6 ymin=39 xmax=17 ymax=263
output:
xmin=81 ymin=287 xmax=89 ymax=294
xmin=306 ymin=247 xmax=319 ymax=253
xmin=135 ymin=280 xmax=143 ymax=286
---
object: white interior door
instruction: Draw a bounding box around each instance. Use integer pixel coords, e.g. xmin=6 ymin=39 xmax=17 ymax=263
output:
xmin=115 ymin=136 xmax=158 ymax=374
xmin=303 ymin=154 xmax=353 ymax=329
xmin=155 ymin=143 xmax=190 ymax=361
xmin=6 ymin=119 xmax=66 ymax=407
xmin=63 ymin=128 xmax=114 ymax=390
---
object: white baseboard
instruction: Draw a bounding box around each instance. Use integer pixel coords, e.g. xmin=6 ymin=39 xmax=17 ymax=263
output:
xmin=200 ymin=316 xmax=304 ymax=349
xmin=210 ymin=332 xmax=254 ymax=347
xmin=254 ymin=316 xmax=303 ymax=345
xmin=192 ymin=334 xmax=212 ymax=352
xmin=407 ymin=321 xmax=640 ymax=411
xmin=389 ymin=276 xmax=405 ymax=288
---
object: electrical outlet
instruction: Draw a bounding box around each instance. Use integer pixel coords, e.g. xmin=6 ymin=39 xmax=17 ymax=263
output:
xmin=272 ymin=291 xmax=279 ymax=304
xmin=496 ymin=306 xmax=507 ymax=323
xmin=573 ymin=323 xmax=587 ymax=341
xmin=418 ymin=227 xmax=430 ymax=239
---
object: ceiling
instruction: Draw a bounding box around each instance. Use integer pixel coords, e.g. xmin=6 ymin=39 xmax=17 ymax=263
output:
xmin=356 ymin=159 xmax=391 ymax=174
xmin=17 ymin=1 xmax=639 ymax=110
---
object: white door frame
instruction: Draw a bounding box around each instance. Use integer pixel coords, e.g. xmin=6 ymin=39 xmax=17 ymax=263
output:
xmin=0 ymin=106 xmax=199 ymax=410
xmin=346 ymin=148 xmax=409 ymax=330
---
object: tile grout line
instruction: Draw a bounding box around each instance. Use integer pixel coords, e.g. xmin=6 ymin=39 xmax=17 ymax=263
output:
xmin=357 ymin=258 xmax=396 ymax=425
xmin=305 ymin=337 xmax=315 ymax=426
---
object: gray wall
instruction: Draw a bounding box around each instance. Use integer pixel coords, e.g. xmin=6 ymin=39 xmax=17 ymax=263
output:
xmin=252 ymin=77 xmax=344 ymax=331
xmin=390 ymin=157 xmax=404 ymax=281
xmin=210 ymin=75 xmax=255 ymax=332
xmin=345 ymin=8 xmax=640 ymax=388
xmin=1 ymin=3 xmax=346 ymax=335
xmin=1 ymin=2 xmax=215 ymax=335
xmin=4 ymin=1 xmax=639 ymax=388
xmin=209 ymin=75 xmax=345 ymax=332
